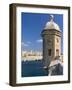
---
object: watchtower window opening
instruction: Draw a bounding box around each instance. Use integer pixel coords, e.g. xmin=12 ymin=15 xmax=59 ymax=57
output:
xmin=56 ymin=49 xmax=59 ymax=56
xmin=48 ymin=49 xmax=51 ymax=56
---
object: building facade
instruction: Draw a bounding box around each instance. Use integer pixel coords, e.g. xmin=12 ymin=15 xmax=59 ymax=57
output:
xmin=22 ymin=50 xmax=42 ymax=61
xmin=41 ymin=15 xmax=62 ymax=67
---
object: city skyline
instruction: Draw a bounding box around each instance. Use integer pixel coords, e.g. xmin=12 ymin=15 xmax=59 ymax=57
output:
xmin=21 ymin=13 xmax=63 ymax=52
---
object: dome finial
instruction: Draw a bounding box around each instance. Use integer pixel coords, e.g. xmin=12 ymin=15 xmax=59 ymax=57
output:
xmin=50 ymin=15 xmax=54 ymax=22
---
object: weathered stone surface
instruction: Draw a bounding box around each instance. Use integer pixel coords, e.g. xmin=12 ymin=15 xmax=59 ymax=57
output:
xmin=48 ymin=63 xmax=63 ymax=75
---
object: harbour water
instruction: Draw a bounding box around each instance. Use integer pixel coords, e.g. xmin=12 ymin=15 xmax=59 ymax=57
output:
xmin=21 ymin=59 xmax=63 ymax=77
xmin=21 ymin=60 xmax=48 ymax=77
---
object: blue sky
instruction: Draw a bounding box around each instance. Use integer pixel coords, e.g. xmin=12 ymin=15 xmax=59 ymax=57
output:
xmin=21 ymin=12 xmax=63 ymax=52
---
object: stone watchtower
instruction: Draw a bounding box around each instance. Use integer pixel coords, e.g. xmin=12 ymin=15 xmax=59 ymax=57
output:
xmin=41 ymin=15 xmax=62 ymax=67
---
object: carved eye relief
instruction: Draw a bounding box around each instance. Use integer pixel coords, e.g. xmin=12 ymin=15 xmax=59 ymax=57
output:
xmin=47 ymin=39 xmax=51 ymax=43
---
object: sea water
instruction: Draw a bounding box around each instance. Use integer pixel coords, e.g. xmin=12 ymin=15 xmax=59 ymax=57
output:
xmin=21 ymin=60 xmax=48 ymax=77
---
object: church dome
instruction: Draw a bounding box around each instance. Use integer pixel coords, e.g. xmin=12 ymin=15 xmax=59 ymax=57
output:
xmin=44 ymin=15 xmax=60 ymax=31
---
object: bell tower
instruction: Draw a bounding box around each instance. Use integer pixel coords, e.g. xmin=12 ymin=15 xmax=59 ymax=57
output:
xmin=41 ymin=15 xmax=62 ymax=67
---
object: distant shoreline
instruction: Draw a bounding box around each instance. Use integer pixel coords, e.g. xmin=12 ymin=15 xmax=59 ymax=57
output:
xmin=22 ymin=59 xmax=42 ymax=62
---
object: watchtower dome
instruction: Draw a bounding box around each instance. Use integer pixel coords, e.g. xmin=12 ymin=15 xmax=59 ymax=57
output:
xmin=41 ymin=15 xmax=62 ymax=67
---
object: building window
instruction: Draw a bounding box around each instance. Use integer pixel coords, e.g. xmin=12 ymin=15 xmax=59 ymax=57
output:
xmin=48 ymin=49 xmax=51 ymax=56
xmin=56 ymin=49 xmax=59 ymax=56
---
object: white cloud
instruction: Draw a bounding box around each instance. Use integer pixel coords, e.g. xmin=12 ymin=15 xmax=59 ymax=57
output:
xmin=36 ymin=39 xmax=43 ymax=43
xmin=27 ymin=41 xmax=31 ymax=44
xmin=21 ymin=42 xmax=28 ymax=47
